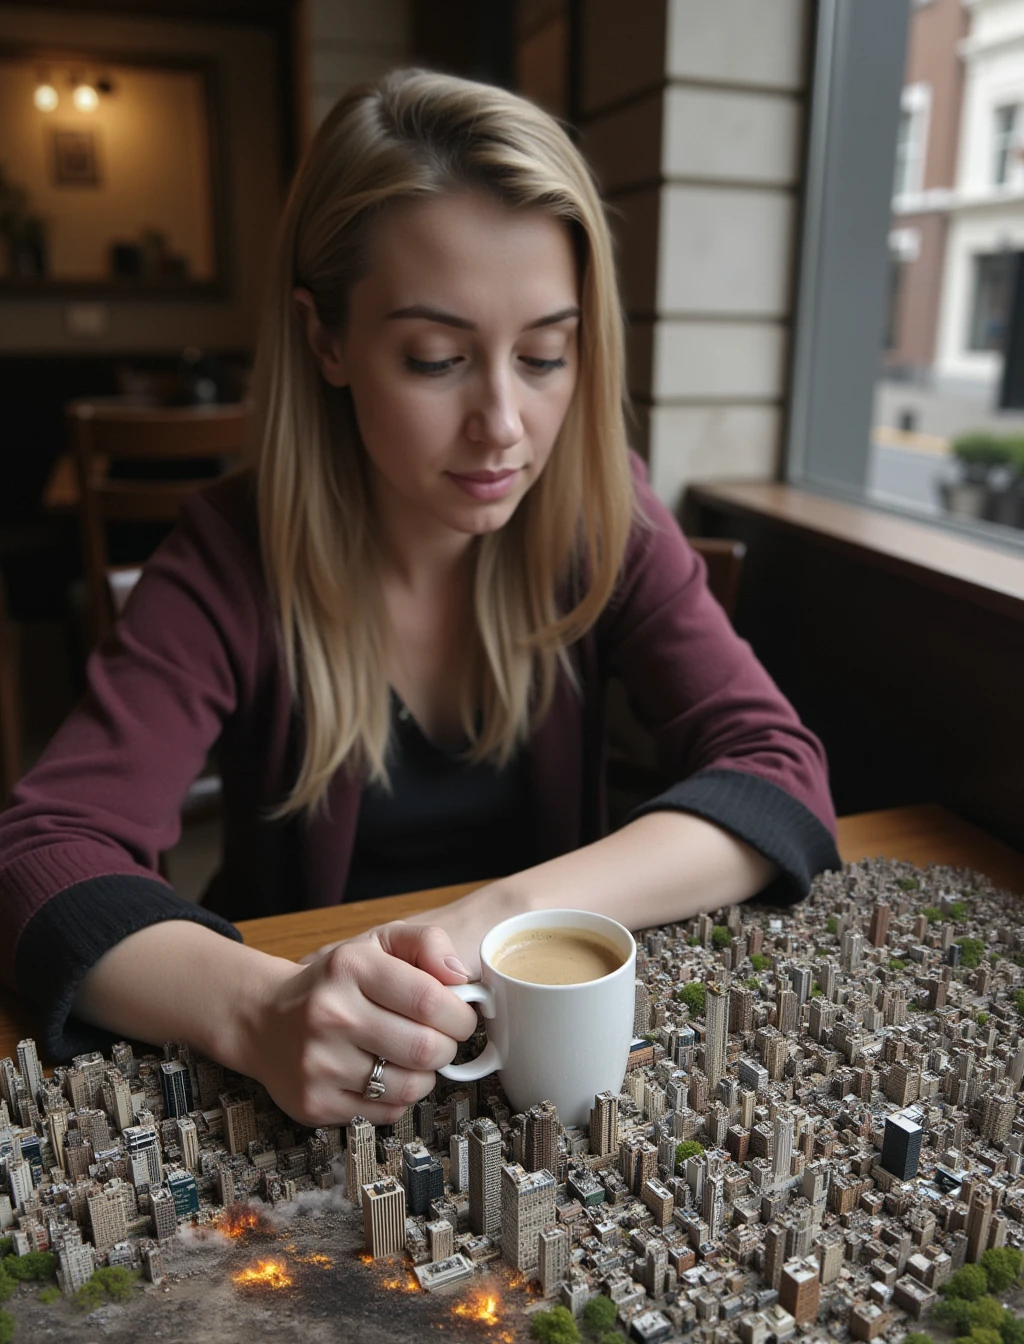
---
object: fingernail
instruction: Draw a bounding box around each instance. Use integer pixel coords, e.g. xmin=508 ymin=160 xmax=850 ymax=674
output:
xmin=444 ymin=956 xmax=470 ymax=979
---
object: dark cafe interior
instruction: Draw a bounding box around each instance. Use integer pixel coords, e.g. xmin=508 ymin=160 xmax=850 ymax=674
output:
xmin=0 ymin=0 xmax=1023 ymax=1336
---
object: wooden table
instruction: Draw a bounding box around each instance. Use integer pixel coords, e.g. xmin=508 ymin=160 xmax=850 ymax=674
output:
xmin=2 ymin=804 xmax=1022 ymax=1062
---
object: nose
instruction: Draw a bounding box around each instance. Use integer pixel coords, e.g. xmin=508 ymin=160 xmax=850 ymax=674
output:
xmin=464 ymin=366 xmax=523 ymax=450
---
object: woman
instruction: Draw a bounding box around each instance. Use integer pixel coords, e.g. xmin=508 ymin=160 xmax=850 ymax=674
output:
xmin=0 ymin=70 xmax=839 ymax=1129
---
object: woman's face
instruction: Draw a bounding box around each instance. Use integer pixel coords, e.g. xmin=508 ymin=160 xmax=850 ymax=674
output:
xmin=306 ymin=192 xmax=580 ymax=551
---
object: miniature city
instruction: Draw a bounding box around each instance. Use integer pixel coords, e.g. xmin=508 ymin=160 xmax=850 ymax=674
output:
xmin=2 ymin=856 xmax=1024 ymax=1343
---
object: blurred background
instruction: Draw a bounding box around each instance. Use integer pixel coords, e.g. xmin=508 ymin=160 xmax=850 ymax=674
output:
xmin=1 ymin=0 xmax=1021 ymax=875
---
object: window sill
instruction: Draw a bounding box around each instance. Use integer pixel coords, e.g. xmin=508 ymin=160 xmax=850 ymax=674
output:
xmin=684 ymin=480 xmax=1024 ymax=622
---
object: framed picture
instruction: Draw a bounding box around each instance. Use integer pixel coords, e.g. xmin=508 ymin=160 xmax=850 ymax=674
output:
xmin=53 ymin=130 xmax=99 ymax=186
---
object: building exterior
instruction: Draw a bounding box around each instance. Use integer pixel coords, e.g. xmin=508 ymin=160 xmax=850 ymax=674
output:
xmin=778 ymin=1256 xmax=821 ymax=1325
xmin=590 ymin=1091 xmax=619 ymax=1157
xmin=88 ymin=1180 xmax=129 ymax=1251
xmin=449 ymin=1131 xmax=469 ymax=1192
xmin=880 ymin=1109 xmax=924 ymax=1181
xmin=220 ymin=1092 xmax=257 ymax=1157
xmin=538 ymin=1223 xmax=569 ymax=1298
xmin=150 ymin=1185 xmax=177 ymax=1241
xmin=500 ymin=1163 xmax=556 ymax=1273
xmin=773 ymin=1111 xmax=794 ymax=1186
xmin=363 ymin=1176 xmax=406 ymax=1259
xmin=166 ymin=1169 xmax=199 ymax=1218
xmin=346 ymin=1117 xmax=377 ymax=1210
xmin=468 ymin=1118 xmax=502 ymax=1237
xmin=524 ymin=1101 xmax=559 ymax=1178
xmin=402 ymin=1141 xmax=444 ymax=1217
xmin=159 ymin=1061 xmax=194 ymax=1120
xmin=704 ymin=981 xmax=729 ymax=1090
xmin=124 ymin=1124 xmax=162 ymax=1188
xmin=16 ymin=1039 xmax=43 ymax=1104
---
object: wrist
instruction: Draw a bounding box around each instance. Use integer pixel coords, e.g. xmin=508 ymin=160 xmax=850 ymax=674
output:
xmin=201 ymin=944 xmax=298 ymax=1079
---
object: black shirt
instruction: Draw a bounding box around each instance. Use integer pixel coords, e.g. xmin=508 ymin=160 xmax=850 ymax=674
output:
xmin=344 ymin=692 xmax=535 ymax=902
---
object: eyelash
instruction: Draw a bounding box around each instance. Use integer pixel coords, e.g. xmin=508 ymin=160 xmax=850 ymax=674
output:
xmin=405 ymin=356 xmax=567 ymax=377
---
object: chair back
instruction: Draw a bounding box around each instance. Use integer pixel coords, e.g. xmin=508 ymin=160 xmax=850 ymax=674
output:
xmin=68 ymin=400 xmax=250 ymax=642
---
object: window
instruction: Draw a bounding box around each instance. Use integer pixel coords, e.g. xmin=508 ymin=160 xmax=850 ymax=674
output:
xmin=993 ymin=105 xmax=1019 ymax=187
xmin=968 ymin=254 xmax=1014 ymax=352
xmin=788 ymin=0 xmax=1024 ymax=548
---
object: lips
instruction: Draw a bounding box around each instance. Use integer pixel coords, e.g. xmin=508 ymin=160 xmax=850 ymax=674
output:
xmin=445 ymin=467 xmax=522 ymax=501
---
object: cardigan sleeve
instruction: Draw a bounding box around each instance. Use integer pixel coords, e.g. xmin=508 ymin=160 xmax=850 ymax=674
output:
xmin=599 ymin=460 xmax=840 ymax=903
xmin=0 ymin=492 xmax=257 ymax=1057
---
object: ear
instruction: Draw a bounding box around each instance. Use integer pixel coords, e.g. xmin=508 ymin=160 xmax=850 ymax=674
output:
xmin=292 ymin=286 xmax=349 ymax=387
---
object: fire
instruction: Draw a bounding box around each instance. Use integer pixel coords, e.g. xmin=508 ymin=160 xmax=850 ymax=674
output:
xmin=380 ymin=1270 xmax=421 ymax=1293
xmin=452 ymin=1292 xmax=501 ymax=1326
xmin=217 ymin=1205 xmax=273 ymax=1239
xmin=296 ymin=1251 xmax=333 ymax=1268
xmin=232 ymin=1260 xmax=292 ymax=1289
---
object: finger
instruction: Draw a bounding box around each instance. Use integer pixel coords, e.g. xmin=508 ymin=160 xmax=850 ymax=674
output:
xmin=339 ymin=944 xmax=479 ymax=1041
xmin=299 ymin=940 xmax=343 ymax=966
xmin=346 ymin=998 xmax=465 ymax=1074
xmin=373 ymin=922 xmax=472 ymax=985
xmin=347 ymin=1055 xmax=438 ymax=1109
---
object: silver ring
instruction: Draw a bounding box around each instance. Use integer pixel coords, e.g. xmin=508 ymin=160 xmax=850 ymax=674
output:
xmin=363 ymin=1056 xmax=387 ymax=1101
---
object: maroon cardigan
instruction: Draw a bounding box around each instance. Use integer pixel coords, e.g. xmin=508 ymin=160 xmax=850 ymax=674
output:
xmin=0 ymin=459 xmax=839 ymax=1056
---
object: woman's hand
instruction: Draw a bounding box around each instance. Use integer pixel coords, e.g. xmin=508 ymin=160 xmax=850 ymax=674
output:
xmin=245 ymin=922 xmax=479 ymax=1128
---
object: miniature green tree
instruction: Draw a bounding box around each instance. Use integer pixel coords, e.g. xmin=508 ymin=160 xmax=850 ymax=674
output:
xmin=944 ymin=1264 xmax=988 ymax=1300
xmin=956 ymin=938 xmax=985 ymax=970
xmin=711 ymin=925 xmax=731 ymax=948
xmin=1001 ymin=1314 xmax=1024 ymax=1344
xmin=921 ymin=907 xmax=942 ymax=923
xmin=749 ymin=954 xmax=769 ymax=972
xmin=968 ymin=1297 xmax=1008 ymax=1332
xmin=902 ymin=1333 xmax=934 ymax=1344
xmin=582 ymin=1295 xmax=617 ymax=1335
xmin=825 ymin=916 xmax=838 ymax=934
xmin=0 ymin=1239 xmax=10 ymax=1259
xmin=0 ymin=1266 xmax=13 ymax=1303
xmin=1015 ymin=989 xmax=1024 ymax=1020
xmin=979 ymin=1246 xmax=1023 ymax=1292
xmin=896 ymin=877 xmax=920 ymax=891
xmin=38 ymin=1285 xmax=60 ymax=1304
xmin=90 ymin=1266 xmax=138 ymax=1302
xmin=676 ymin=981 xmax=705 ymax=1016
xmin=960 ymin=1328 xmax=1003 ymax=1344
xmin=0 ymin=1310 xmax=14 ymax=1344
xmin=1 ymin=1251 xmax=56 ymax=1282
xmin=932 ymin=1297 xmax=976 ymax=1332
xmin=948 ymin=900 xmax=968 ymax=920
xmin=976 ymin=1012 xmax=989 ymax=1028
xmin=530 ymin=1304 xmax=581 ymax=1343
xmin=889 ymin=959 xmax=906 ymax=971
xmin=675 ymin=1140 xmax=704 ymax=1171
xmin=744 ymin=977 xmax=759 ymax=989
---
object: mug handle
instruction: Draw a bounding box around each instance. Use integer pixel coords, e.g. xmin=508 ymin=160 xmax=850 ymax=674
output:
xmin=437 ymin=982 xmax=502 ymax=1082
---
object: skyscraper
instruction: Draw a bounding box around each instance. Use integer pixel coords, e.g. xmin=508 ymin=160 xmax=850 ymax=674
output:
xmin=634 ymin=980 xmax=651 ymax=1036
xmin=176 ymin=1116 xmax=200 ymax=1172
xmin=773 ymin=1110 xmax=794 ymax=1185
xmin=538 ymin=1224 xmax=569 ymax=1298
xmin=124 ymin=1125 xmax=162 ymax=1188
xmin=402 ymin=1141 xmax=444 ymax=1217
xmin=363 ymin=1176 xmax=406 ymax=1258
xmin=776 ymin=987 xmax=798 ymax=1035
xmin=159 ymin=1061 xmax=194 ymax=1120
xmin=150 ymin=1186 xmax=177 ymax=1241
xmin=449 ymin=1132 xmax=469 ymax=1192
xmin=16 ymin=1039 xmax=43 ymax=1104
xmin=468 ymin=1118 xmax=502 ymax=1236
xmin=868 ymin=903 xmax=891 ymax=948
xmin=346 ymin=1117 xmax=377 ymax=1209
xmin=219 ymin=1092 xmax=257 ymax=1157
xmin=524 ymin=1101 xmax=559 ymax=1177
xmin=589 ymin=1092 xmax=618 ymax=1157
xmin=779 ymin=1257 xmax=820 ymax=1324
xmin=966 ymin=1183 xmax=994 ymax=1263
xmin=500 ymin=1163 xmax=556 ymax=1272
xmin=704 ymin=981 xmax=729 ymax=1091
xmin=880 ymin=1109 xmax=923 ymax=1181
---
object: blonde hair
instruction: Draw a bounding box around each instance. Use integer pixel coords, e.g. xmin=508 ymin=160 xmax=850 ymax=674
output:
xmin=251 ymin=68 xmax=635 ymax=815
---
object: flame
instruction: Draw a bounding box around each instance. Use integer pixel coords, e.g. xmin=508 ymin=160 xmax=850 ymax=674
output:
xmin=380 ymin=1270 xmax=421 ymax=1293
xmin=217 ymin=1205 xmax=273 ymax=1239
xmin=296 ymin=1251 xmax=333 ymax=1268
xmin=452 ymin=1292 xmax=501 ymax=1326
xmin=232 ymin=1260 xmax=292 ymax=1289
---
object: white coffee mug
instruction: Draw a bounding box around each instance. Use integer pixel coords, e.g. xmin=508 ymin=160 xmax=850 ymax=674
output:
xmin=437 ymin=908 xmax=637 ymax=1127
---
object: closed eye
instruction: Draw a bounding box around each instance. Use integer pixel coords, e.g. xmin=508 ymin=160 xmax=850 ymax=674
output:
xmin=521 ymin=357 xmax=567 ymax=373
xmin=406 ymin=355 xmax=462 ymax=376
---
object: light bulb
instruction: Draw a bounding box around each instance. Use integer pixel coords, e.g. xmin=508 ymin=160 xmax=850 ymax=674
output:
xmin=33 ymin=83 xmax=58 ymax=112
xmin=73 ymin=84 xmax=98 ymax=113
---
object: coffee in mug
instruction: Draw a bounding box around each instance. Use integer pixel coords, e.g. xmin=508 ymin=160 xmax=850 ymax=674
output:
xmin=491 ymin=926 xmax=626 ymax=985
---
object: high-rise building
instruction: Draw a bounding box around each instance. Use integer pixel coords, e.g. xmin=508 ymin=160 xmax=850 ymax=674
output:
xmin=773 ymin=1111 xmax=794 ymax=1186
xmin=166 ymin=1169 xmax=199 ymax=1218
xmin=779 ymin=1257 xmax=820 ymax=1324
xmin=402 ymin=1141 xmax=444 ymax=1217
xmin=159 ymin=1061 xmax=194 ymax=1120
xmin=702 ymin=1171 xmax=724 ymax=1240
xmin=776 ymin=988 xmax=798 ymax=1035
xmin=966 ymin=1184 xmax=994 ymax=1263
xmin=6 ymin=1157 xmax=34 ymax=1211
xmin=643 ymin=1240 xmax=669 ymax=1298
xmin=468 ymin=1118 xmax=502 ymax=1236
xmin=634 ymin=980 xmax=651 ymax=1036
xmin=124 ymin=1125 xmax=162 ymax=1188
xmin=150 ymin=1186 xmax=177 ymax=1241
xmin=787 ymin=965 xmax=812 ymax=1006
xmin=101 ymin=1069 xmax=133 ymax=1135
xmin=880 ymin=1109 xmax=923 ymax=1181
xmin=16 ymin=1039 xmax=43 ymax=1104
xmin=176 ymin=1117 xmax=200 ymax=1172
xmin=363 ymin=1176 xmax=406 ymax=1258
xmin=704 ymin=981 xmax=729 ymax=1090
xmin=841 ymin=930 xmax=863 ymax=972
xmin=88 ymin=1180 xmax=128 ymax=1251
xmin=524 ymin=1101 xmax=559 ymax=1178
xmin=589 ymin=1092 xmax=619 ymax=1157
xmin=868 ymin=903 xmax=891 ymax=948
xmin=980 ymin=1091 xmax=1015 ymax=1145
xmin=619 ymin=1136 xmax=658 ymax=1196
xmin=538 ymin=1224 xmax=569 ymax=1297
xmin=55 ymin=1226 xmax=95 ymax=1294
xmin=764 ymin=1223 xmax=785 ymax=1289
xmin=426 ymin=1218 xmax=454 ymax=1262
xmin=500 ymin=1163 xmax=555 ymax=1272
xmin=219 ymin=1092 xmax=257 ymax=1157
xmin=449 ymin=1132 xmax=469 ymax=1192
xmin=346 ymin=1118 xmax=377 ymax=1209
xmin=729 ymin=988 xmax=755 ymax=1034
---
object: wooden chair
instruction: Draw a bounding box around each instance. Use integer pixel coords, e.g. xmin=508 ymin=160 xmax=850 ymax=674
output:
xmin=68 ymin=400 xmax=249 ymax=865
xmin=0 ymin=575 xmax=21 ymax=806
xmin=606 ymin=536 xmax=747 ymax=826
xmin=67 ymin=400 xmax=250 ymax=644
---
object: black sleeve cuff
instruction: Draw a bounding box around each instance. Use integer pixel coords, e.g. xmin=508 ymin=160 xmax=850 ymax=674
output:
xmin=14 ymin=875 xmax=243 ymax=1060
xmin=626 ymin=768 xmax=841 ymax=907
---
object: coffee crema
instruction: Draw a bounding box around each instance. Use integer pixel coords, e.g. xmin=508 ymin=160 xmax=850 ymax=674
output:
xmin=490 ymin=926 xmax=626 ymax=985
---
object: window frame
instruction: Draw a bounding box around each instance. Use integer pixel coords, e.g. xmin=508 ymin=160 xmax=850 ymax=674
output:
xmin=992 ymin=103 xmax=1020 ymax=188
xmin=785 ymin=0 xmax=1024 ymax=557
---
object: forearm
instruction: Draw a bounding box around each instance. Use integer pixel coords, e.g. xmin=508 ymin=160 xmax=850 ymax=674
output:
xmin=72 ymin=921 xmax=296 ymax=1076
xmin=504 ymin=811 xmax=776 ymax=930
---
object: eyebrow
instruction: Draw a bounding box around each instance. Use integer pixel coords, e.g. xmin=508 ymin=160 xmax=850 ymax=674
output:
xmin=385 ymin=304 xmax=581 ymax=331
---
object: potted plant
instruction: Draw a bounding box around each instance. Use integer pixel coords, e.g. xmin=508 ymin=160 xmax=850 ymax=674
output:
xmin=940 ymin=432 xmax=1018 ymax=524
